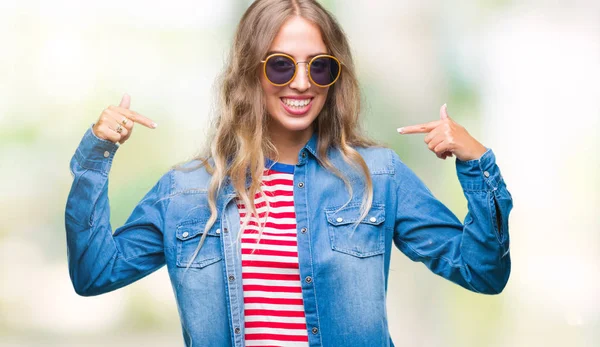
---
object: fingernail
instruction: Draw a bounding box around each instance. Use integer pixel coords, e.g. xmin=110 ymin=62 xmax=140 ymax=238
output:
xmin=397 ymin=127 xmax=404 ymax=134
xmin=152 ymin=122 xmax=158 ymax=128
xmin=443 ymin=103 xmax=447 ymax=109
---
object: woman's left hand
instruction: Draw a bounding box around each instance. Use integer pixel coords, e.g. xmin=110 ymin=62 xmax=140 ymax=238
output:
xmin=397 ymin=104 xmax=488 ymax=161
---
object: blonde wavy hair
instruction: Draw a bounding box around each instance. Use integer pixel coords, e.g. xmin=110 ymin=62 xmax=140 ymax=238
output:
xmin=179 ymin=0 xmax=381 ymax=266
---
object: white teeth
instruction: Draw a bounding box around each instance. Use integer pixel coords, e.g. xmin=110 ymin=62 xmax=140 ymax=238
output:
xmin=282 ymin=98 xmax=311 ymax=108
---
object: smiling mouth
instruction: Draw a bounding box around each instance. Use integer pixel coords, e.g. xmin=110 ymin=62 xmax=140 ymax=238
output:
xmin=280 ymin=97 xmax=314 ymax=116
xmin=281 ymin=97 xmax=313 ymax=108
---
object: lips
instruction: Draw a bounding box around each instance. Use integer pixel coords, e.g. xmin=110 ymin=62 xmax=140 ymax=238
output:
xmin=280 ymin=97 xmax=313 ymax=116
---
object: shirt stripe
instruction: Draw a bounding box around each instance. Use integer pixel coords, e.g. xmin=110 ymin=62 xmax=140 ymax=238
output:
xmin=238 ymin=164 xmax=309 ymax=347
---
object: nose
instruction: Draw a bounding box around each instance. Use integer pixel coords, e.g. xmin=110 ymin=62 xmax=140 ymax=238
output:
xmin=289 ymin=62 xmax=311 ymax=92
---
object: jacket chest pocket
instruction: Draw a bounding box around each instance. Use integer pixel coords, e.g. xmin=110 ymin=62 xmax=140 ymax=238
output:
xmin=175 ymin=218 xmax=223 ymax=268
xmin=325 ymin=203 xmax=386 ymax=258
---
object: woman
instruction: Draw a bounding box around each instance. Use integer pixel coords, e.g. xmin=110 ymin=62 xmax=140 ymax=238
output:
xmin=65 ymin=0 xmax=513 ymax=346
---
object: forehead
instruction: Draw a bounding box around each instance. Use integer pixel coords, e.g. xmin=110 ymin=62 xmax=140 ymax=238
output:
xmin=268 ymin=16 xmax=327 ymax=60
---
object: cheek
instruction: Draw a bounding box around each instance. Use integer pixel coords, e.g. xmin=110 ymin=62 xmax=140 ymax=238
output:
xmin=259 ymin=86 xmax=275 ymax=116
xmin=260 ymin=78 xmax=280 ymax=103
xmin=314 ymin=88 xmax=329 ymax=109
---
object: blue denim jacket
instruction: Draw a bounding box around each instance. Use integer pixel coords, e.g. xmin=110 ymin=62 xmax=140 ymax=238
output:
xmin=65 ymin=125 xmax=512 ymax=347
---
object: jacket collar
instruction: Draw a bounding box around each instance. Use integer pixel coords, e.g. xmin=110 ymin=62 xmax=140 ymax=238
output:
xmin=304 ymin=130 xmax=320 ymax=160
xmin=220 ymin=130 xmax=319 ymax=202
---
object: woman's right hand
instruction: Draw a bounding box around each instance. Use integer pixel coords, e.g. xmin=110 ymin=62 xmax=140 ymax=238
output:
xmin=92 ymin=93 xmax=157 ymax=145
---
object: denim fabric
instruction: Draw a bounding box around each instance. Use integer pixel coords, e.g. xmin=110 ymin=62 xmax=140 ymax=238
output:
xmin=65 ymin=125 xmax=513 ymax=347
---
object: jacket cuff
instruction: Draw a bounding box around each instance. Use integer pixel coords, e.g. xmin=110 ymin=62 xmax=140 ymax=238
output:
xmin=73 ymin=124 xmax=120 ymax=174
xmin=455 ymin=148 xmax=504 ymax=192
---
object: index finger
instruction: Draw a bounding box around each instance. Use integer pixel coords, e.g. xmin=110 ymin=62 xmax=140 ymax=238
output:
xmin=397 ymin=120 xmax=442 ymax=134
xmin=109 ymin=105 xmax=157 ymax=129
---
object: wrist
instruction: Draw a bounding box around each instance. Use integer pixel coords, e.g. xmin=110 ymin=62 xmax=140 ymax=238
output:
xmin=471 ymin=144 xmax=487 ymax=160
xmin=458 ymin=143 xmax=487 ymax=162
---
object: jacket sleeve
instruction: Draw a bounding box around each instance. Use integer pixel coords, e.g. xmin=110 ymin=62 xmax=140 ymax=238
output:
xmin=391 ymin=148 xmax=512 ymax=294
xmin=65 ymin=125 xmax=171 ymax=296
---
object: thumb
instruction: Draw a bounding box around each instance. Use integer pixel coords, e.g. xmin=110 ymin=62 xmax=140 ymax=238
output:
xmin=119 ymin=93 xmax=131 ymax=109
xmin=440 ymin=103 xmax=449 ymax=120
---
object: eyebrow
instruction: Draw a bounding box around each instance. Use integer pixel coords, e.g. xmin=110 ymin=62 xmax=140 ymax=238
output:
xmin=266 ymin=51 xmax=329 ymax=59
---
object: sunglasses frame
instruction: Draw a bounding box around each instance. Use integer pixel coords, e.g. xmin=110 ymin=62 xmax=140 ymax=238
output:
xmin=260 ymin=53 xmax=343 ymax=88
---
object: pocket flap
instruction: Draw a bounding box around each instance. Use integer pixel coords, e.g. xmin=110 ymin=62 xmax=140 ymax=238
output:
xmin=325 ymin=204 xmax=385 ymax=226
xmin=176 ymin=218 xmax=220 ymax=241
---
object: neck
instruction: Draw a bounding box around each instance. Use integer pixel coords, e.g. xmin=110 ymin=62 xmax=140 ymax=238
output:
xmin=268 ymin=124 xmax=314 ymax=165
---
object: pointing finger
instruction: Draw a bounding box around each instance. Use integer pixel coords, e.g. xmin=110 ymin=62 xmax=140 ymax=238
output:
xmin=108 ymin=105 xmax=157 ymax=129
xmin=397 ymin=120 xmax=442 ymax=134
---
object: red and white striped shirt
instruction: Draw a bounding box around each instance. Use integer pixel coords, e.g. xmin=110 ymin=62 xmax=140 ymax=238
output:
xmin=237 ymin=161 xmax=309 ymax=347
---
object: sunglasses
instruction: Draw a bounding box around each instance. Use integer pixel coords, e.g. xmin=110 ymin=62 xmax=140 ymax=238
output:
xmin=261 ymin=53 xmax=342 ymax=88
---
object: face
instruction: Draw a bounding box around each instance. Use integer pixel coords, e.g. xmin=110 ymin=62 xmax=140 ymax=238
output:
xmin=260 ymin=16 xmax=330 ymax=141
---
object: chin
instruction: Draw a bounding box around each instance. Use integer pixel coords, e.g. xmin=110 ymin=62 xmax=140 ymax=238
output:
xmin=267 ymin=99 xmax=323 ymax=135
xmin=275 ymin=115 xmax=316 ymax=133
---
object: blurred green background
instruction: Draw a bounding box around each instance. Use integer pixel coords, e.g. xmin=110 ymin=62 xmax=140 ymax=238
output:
xmin=1 ymin=0 xmax=599 ymax=346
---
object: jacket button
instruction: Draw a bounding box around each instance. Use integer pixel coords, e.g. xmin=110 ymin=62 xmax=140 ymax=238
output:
xmin=369 ymin=217 xmax=377 ymax=223
xmin=305 ymin=276 xmax=312 ymax=283
xmin=300 ymin=227 xmax=307 ymax=233
xmin=336 ymin=217 xmax=343 ymax=223
xmin=103 ymin=151 xmax=110 ymax=158
xmin=311 ymin=327 xmax=318 ymax=334
xmin=224 ymin=227 xmax=228 ymax=233
xmin=216 ymin=229 xmax=221 ymax=234
xmin=234 ymin=327 xmax=241 ymax=334
xmin=298 ymin=182 xmax=304 ymax=188
xmin=483 ymin=171 xmax=490 ymax=178
xmin=228 ymin=275 xmax=235 ymax=282
xmin=182 ymin=231 xmax=189 ymax=238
